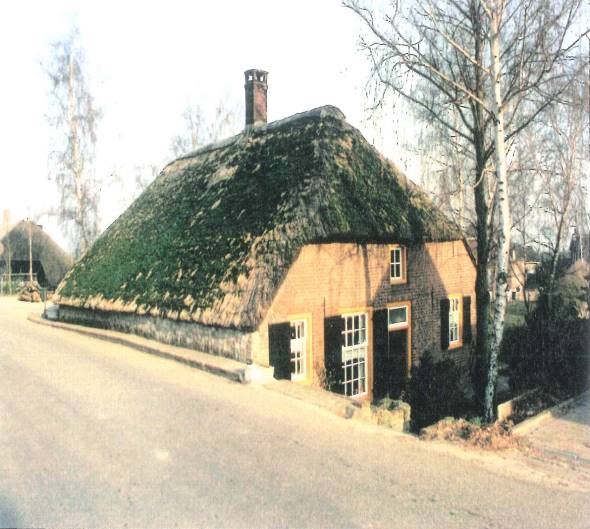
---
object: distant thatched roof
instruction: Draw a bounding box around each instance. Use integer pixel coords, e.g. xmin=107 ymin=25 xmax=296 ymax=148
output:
xmin=55 ymin=106 xmax=460 ymax=330
xmin=1 ymin=221 xmax=73 ymax=287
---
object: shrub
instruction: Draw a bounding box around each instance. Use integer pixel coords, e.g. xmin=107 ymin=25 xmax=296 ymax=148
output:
xmin=502 ymin=262 xmax=590 ymax=395
xmin=500 ymin=324 xmax=538 ymax=392
xmin=408 ymin=352 xmax=469 ymax=431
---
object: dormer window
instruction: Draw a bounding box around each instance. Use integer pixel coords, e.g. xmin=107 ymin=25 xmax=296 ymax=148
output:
xmin=389 ymin=245 xmax=407 ymax=284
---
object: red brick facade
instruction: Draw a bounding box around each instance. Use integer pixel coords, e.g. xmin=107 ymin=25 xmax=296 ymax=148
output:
xmin=256 ymin=240 xmax=476 ymax=401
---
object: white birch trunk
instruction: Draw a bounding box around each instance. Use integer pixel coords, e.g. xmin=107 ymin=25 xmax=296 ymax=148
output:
xmin=484 ymin=3 xmax=512 ymax=423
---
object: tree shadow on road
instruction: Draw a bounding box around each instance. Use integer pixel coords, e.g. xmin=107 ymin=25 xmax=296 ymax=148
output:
xmin=0 ymin=494 xmax=22 ymax=528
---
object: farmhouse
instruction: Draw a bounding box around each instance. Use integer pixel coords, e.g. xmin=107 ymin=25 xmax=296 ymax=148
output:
xmin=1 ymin=220 xmax=72 ymax=288
xmin=54 ymin=70 xmax=476 ymax=401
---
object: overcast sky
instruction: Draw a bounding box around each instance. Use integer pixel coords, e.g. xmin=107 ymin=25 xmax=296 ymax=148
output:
xmin=0 ymin=0 xmax=420 ymax=251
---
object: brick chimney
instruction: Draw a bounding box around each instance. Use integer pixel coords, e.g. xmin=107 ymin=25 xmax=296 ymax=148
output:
xmin=244 ymin=69 xmax=268 ymax=128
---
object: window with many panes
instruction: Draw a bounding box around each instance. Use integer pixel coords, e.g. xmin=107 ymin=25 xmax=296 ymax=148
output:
xmin=290 ymin=320 xmax=306 ymax=379
xmin=449 ymin=296 xmax=460 ymax=344
xmin=390 ymin=246 xmax=406 ymax=283
xmin=341 ymin=313 xmax=367 ymax=397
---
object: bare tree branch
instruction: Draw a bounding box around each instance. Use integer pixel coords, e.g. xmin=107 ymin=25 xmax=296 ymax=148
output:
xmin=46 ymin=26 xmax=101 ymax=257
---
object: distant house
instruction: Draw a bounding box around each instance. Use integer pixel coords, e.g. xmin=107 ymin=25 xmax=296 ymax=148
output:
xmin=54 ymin=70 xmax=476 ymax=401
xmin=508 ymin=247 xmax=539 ymax=303
xmin=0 ymin=220 xmax=72 ymax=288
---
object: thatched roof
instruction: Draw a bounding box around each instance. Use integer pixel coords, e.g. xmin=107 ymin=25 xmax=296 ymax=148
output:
xmin=55 ymin=106 xmax=460 ymax=330
xmin=1 ymin=221 xmax=73 ymax=287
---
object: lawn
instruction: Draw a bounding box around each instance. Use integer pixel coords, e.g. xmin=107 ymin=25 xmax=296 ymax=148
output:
xmin=504 ymin=300 xmax=533 ymax=328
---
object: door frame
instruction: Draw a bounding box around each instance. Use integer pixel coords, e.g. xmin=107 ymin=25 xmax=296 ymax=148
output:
xmin=386 ymin=301 xmax=412 ymax=378
xmin=288 ymin=313 xmax=313 ymax=383
xmin=289 ymin=319 xmax=307 ymax=382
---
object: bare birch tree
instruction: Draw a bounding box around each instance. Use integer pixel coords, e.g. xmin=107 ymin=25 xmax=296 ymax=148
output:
xmin=345 ymin=0 xmax=587 ymax=421
xmin=508 ymin=145 xmax=543 ymax=313
xmin=109 ymin=163 xmax=161 ymax=213
xmin=46 ymin=27 xmax=101 ymax=258
xmin=417 ymin=106 xmax=476 ymax=234
xmin=528 ymin=73 xmax=588 ymax=298
xmin=170 ymin=100 xmax=238 ymax=158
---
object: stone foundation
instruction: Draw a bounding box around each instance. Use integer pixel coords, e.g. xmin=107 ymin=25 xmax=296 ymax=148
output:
xmin=58 ymin=305 xmax=253 ymax=362
xmin=352 ymin=399 xmax=411 ymax=432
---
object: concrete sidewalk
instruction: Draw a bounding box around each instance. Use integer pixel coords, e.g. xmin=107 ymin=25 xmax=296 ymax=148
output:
xmin=266 ymin=379 xmax=362 ymax=419
xmin=525 ymin=391 xmax=590 ymax=468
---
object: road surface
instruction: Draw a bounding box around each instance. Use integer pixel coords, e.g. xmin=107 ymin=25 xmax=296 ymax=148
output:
xmin=0 ymin=298 xmax=588 ymax=528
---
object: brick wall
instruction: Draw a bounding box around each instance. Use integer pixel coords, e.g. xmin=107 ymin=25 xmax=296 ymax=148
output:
xmin=257 ymin=241 xmax=477 ymax=398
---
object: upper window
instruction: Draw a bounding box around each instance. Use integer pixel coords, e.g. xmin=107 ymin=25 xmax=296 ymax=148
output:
xmin=389 ymin=246 xmax=407 ymax=284
xmin=449 ymin=296 xmax=461 ymax=346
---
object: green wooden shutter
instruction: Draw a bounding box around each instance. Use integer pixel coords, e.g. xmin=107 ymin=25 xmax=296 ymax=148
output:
xmin=440 ymin=298 xmax=450 ymax=350
xmin=268 ymin=322 xmax=291 ymax=379
xmin=324 ymin=316 xmax=344 ymax=394
xmin=462 ymin=296 xmax=472 ymax=344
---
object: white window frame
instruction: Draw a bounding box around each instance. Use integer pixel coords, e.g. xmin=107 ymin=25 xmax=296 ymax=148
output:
xmin=341 ymin=312 xmax=368 ymax=397
xmin=448 ymin=296 xmax=461 ymax=346
xmin=388 ymin=305 xmax=409 ymax=331
xmin=389 ymin=246 xmax=406 ymax=283
xmin=387 ymin=301 xmax=412 ymax=377
xmin=290 ymin=320 xmax=306 ymax=381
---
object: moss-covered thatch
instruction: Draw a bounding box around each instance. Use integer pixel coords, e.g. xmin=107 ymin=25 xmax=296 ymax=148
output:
xmin=55 ymin=106 xmax=459 ymax=329
xmin=1 ymin=220 xmax=73 ymax=287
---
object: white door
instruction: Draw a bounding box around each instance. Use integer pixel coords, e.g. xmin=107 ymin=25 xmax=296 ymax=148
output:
xmin=290 ymin=320 xmax=306 ymax=381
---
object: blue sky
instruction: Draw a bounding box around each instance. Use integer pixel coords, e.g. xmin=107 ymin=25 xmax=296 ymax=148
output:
xmin=0 ymin=0 xmax=419 ymax=251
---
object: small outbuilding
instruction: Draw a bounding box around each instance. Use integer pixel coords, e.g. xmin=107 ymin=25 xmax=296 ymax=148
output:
xmin=1 ymin=220 xmax=72 ymax=288
xmin=54 ymin=70 xmax=476 ymax=401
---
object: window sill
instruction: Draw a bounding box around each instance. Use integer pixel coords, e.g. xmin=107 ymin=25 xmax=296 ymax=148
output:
xmin=448 ymin=341 xmax=463 ymax=350
xmin=389 ymin=278 xmax=407 ymax=286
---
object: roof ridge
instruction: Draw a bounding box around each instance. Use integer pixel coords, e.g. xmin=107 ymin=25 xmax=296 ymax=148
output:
xmin=171 ymin=105 xmax=347 ymax=166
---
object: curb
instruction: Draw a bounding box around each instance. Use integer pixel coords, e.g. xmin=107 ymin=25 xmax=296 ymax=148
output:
xmin=27 ymin=313 xmax=248 ymax=384
xmin=512 ymin=390 xmax=589 ymax=435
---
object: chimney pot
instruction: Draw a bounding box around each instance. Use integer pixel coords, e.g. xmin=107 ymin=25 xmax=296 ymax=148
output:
xmin=244 ymin=69 xmax=268 ymax=128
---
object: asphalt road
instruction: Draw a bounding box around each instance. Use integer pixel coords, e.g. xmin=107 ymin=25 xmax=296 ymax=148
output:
xmin=0 ymin=298 xmax=588 ymax=528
